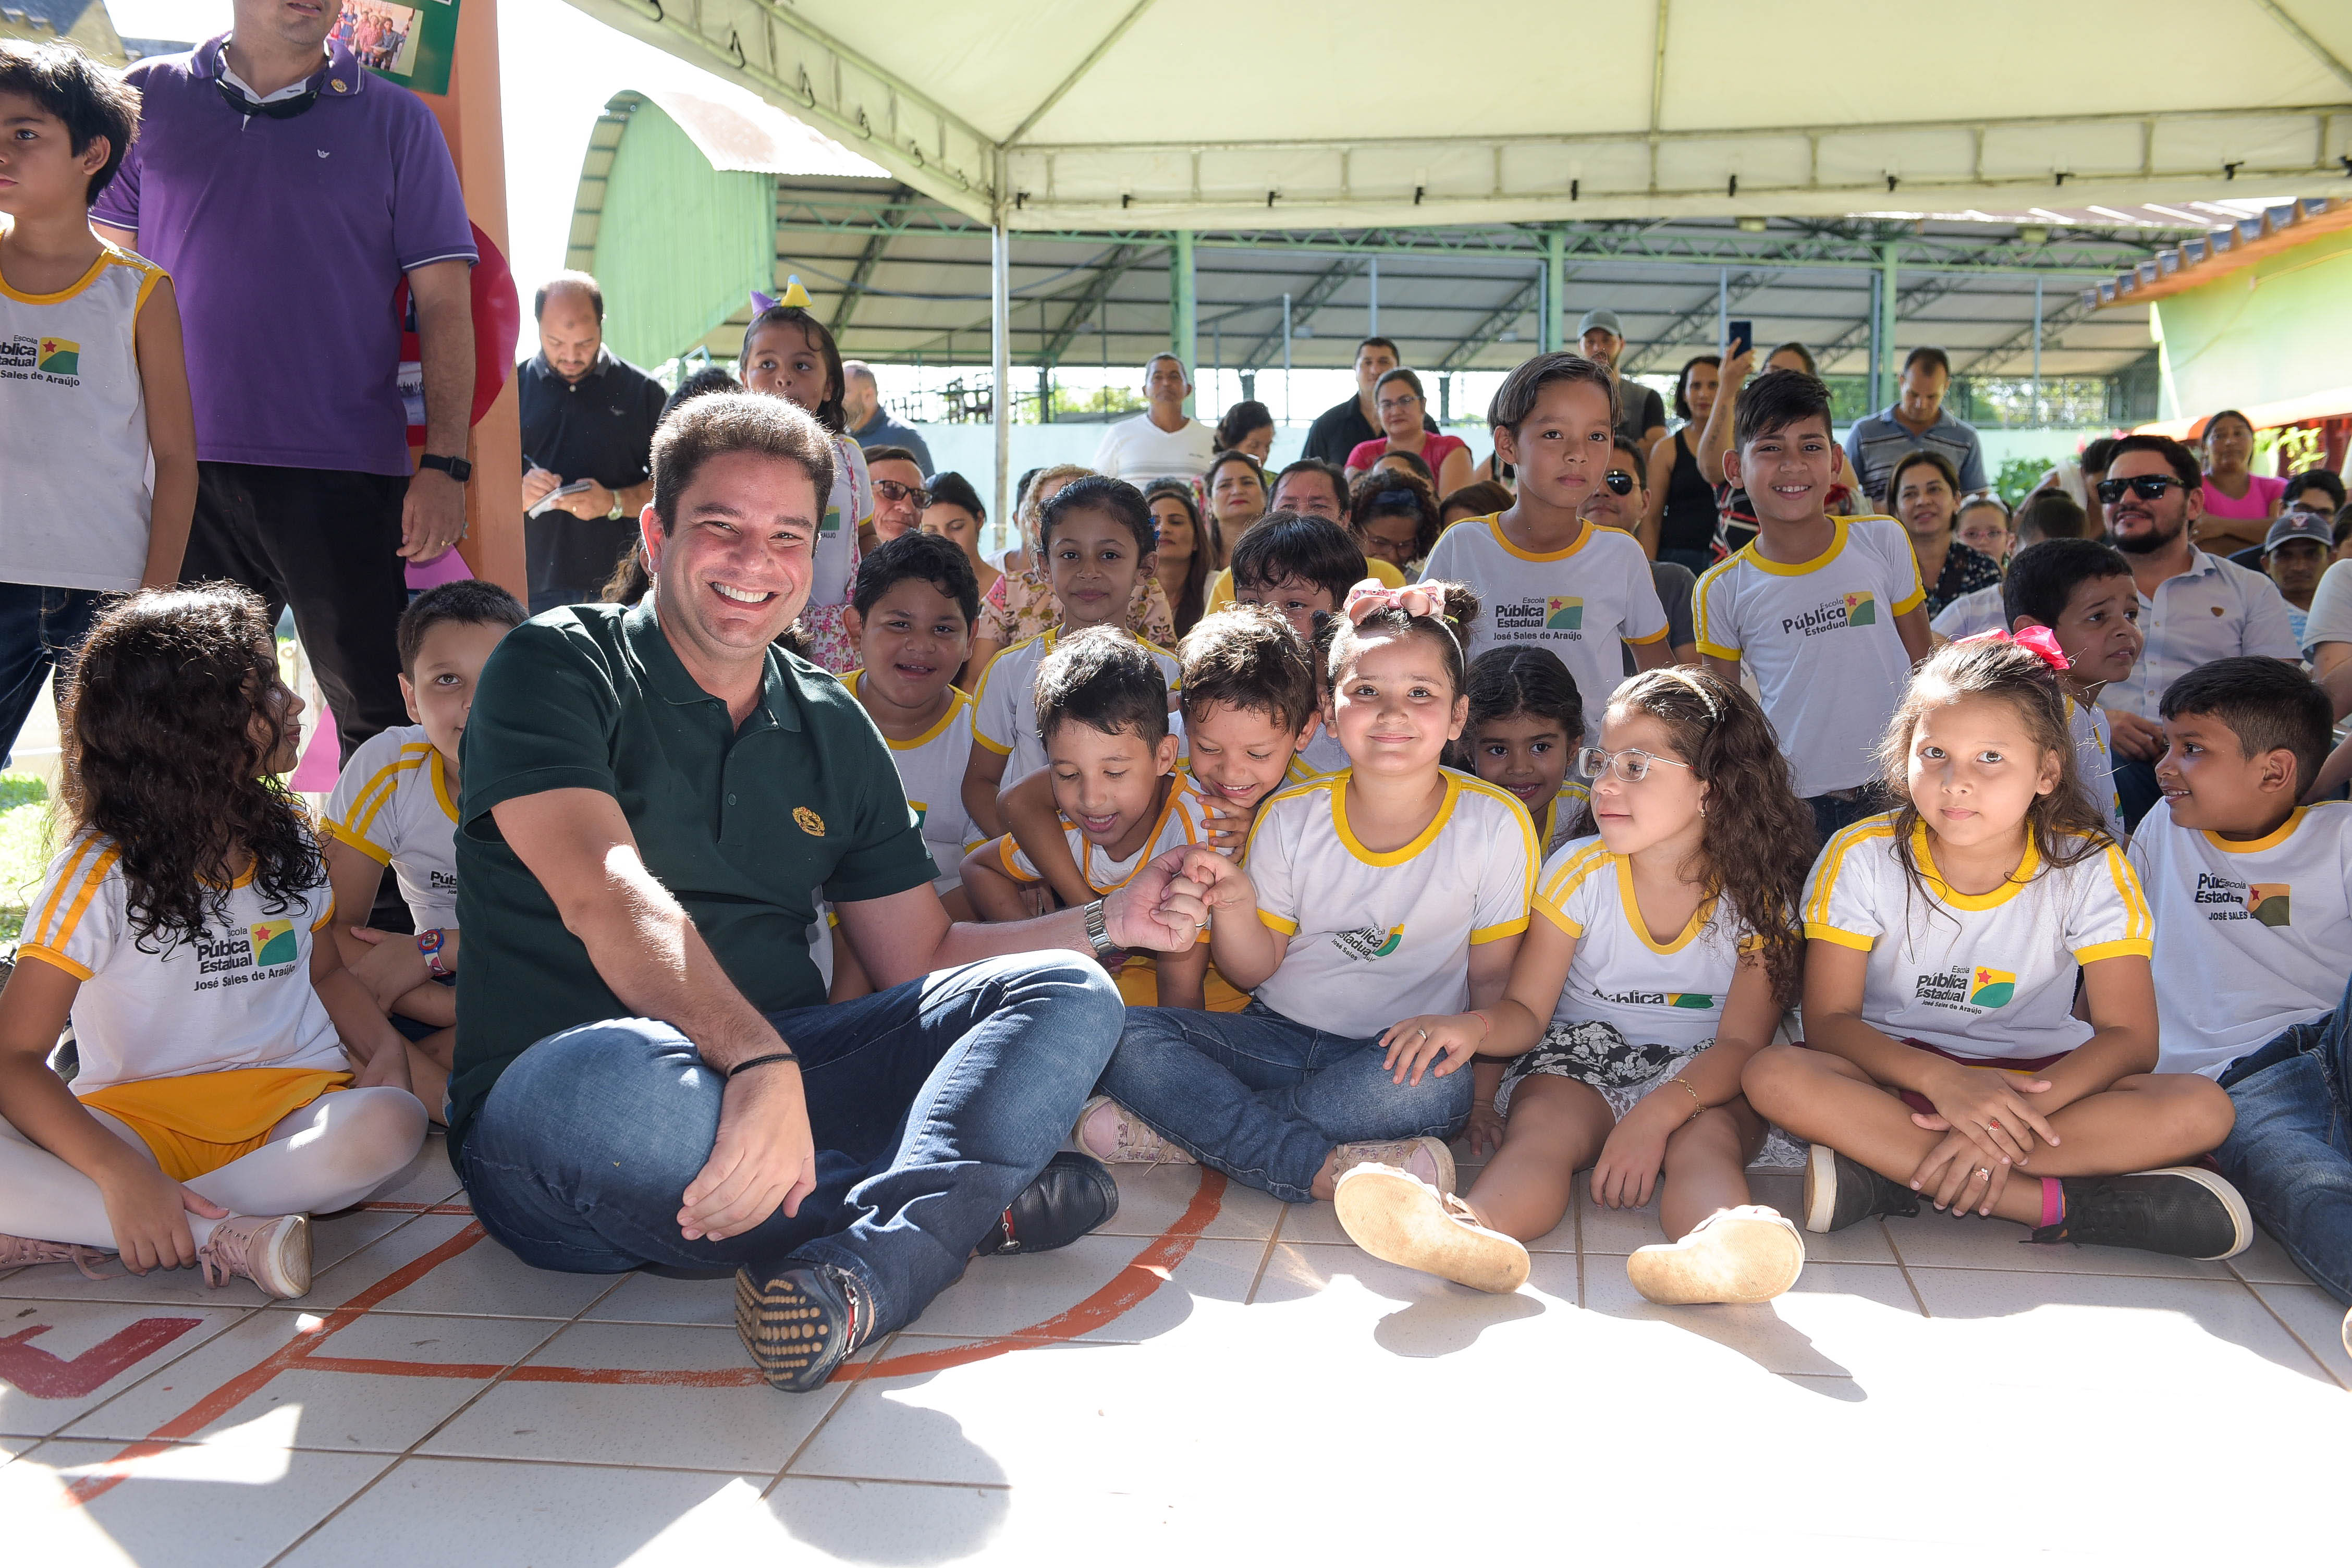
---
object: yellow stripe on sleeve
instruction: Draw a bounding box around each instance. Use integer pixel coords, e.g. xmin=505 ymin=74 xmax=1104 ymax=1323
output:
xmin=972 ymin=729 xmax=1013 ymax=756
xmin=31 ymin=838 xmax=99 ymax=948
xmin=325 ymin=819 xmax=394 ymax=866
xmin=2104 ymin=845 xmax=2153 ymax=941
xmin=1804 ymin=818 xmax=1893 ymax=931
xmin=2075 ymin=938 xmax=2153 ymax=963
xmin=1803 ymin=924 xmax=1875 ymax=950
xmin=1627 ymin=626 xmax=1670 ymax=644
xmin=41 ymin=846 xmax=121 ymax=954
xmin=1259 ymin=910 xmax=1298 ymax=936
xmin=1535 ymin=901 xmax=1584 ymax=938
xmin=1470 ymin=916 xmax=1529 ymax=944
xmin=17 ymin=943 xmax=93 ymax=981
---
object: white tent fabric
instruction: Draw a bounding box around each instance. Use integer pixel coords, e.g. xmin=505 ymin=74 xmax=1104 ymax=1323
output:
xmin=566 ymin=0 xmax=2351 ymax=228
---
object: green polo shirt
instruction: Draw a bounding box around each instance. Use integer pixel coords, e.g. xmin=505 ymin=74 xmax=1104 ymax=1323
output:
xmin=445 ymin=599 xmax=938 ymax=1158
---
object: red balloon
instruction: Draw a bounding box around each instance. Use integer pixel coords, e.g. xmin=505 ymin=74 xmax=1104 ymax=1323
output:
xmin=393 ymin=220 xmax=521 ymax=440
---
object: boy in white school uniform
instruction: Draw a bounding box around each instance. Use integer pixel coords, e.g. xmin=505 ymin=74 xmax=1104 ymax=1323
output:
xmin=2003 ymin=538 xmax=2145 ymax=842
xmin=1694 ymin=370 xmax=1932 ymax=842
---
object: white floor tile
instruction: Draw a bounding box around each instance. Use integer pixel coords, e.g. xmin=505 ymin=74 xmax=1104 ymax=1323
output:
xmin=0 ymin=1297 xmax=254 ymax=1438
xmin=2247 ymin=1281 xmax=2352 ymax=1388
xmin=1880 ymin=1203 xmax=2235 ymax=1279
xmin=358 ymin=1224 xmax=623 ymax=1319
xmin=2230 ymin=1221 xmax=2325 ymax=1287
xmin=900 ymin=1234 xmax=1268 ymax=1343
xmin=1092 ymin=1162 xmax=1285 ymax=1240
xmin=1581 ymin=1259 xmax=1923 ymax=1377
xmin=580 ymin=1270 xmax=741 ymax=1328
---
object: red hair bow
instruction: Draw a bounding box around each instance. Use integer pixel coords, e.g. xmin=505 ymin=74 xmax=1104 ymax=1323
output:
xmin=1959 ymin=626 xmax=2072 ymax=672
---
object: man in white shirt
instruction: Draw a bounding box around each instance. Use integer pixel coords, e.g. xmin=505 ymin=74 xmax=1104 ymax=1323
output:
xmin=1091 ymin=355 xmax=1216 ymax=486
xmin=2096 ymin=434 xmax=2301 ymax=829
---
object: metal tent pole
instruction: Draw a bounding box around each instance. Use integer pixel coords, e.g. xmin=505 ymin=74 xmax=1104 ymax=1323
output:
xmin=1282 ymin=291 xmax=1292 ymax=424
xmin=1368 ymin=254 xmax=1379 ymax=339
xmin=1542 ymin=228 xmax=1566 ymax=352
xmin=2032 ymin=276 xmax=2044 ymax=427
xmin=1170 ymin=229 xmax=1196 ymax=414
xmin=990 ymin=221 xmax=1011 ymax=547
xmin=1718 ymin=266 xmax=1729 ymax=352
xmin=1878 ymin=242 xmax=1900 ymax=406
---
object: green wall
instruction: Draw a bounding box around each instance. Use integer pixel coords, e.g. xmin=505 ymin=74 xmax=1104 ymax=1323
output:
xmin=593 ymin=101 xmax=773 ymax=371
xmin=2151 ymin=227 xmax=2352 ymax=422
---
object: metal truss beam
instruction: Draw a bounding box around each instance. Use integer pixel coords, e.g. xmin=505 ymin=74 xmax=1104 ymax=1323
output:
xmin=1234 ymin=255 xmax=1367 ymax=372
xmin=1622 ymin=268 xmax=1777 ymax=373
xmin=1437 ymin=276 xmax=1544 ymax=371
xmin=1035 ymin=243 xmax=1144 ymax=365
xmin=827 ymin=184 xmax=914 ymax=334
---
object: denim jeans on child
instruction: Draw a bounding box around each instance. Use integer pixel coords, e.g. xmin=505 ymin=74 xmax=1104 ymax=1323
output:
xmin=1101 ymin=1000 xmax=1472 ymax=1203
xmin=457 ymin=954 xmax=1120 ymax=1338
xmin=0 ymin=583 xmax=108 ymax=768
xmin=2214 ymin=966 xmax=2352 ymax=1305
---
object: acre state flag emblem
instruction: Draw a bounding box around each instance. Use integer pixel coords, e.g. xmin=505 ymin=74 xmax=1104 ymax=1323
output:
xmin=1544 ymin=596 xmax=1584 ymax=630
xmin=2248 ymin=884 xmax=2292 ymax=927
xmin=1842 ymin=591 xmax=1877 ymax=628
xmin=36 ymin=337 xmax=79 ymax=374
xmin=1968 ymin=966 xmax=2016 ymax=1007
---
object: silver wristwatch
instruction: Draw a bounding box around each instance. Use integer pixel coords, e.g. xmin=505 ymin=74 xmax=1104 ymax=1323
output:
xmin=1082 ymin=898 xmax=1120 ymax=961
xmin=606 ymin=489 xmax=627 ymax=520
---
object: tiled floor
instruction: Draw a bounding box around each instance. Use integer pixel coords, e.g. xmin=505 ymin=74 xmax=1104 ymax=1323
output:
xmin=3 ymin=1135 xmax=2343 ymax=1565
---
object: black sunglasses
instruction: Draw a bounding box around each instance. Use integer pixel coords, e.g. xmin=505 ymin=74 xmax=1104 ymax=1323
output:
xmin=2096 ymin=475 xmax=2187 ymax=504
xmin=1601 ymin=470 xmax=1636 ymax=496
xmin=873 ymin=478 xmax=931 ymax=509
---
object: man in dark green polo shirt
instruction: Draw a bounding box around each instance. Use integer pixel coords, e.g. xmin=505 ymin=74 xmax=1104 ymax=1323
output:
xmin=449 ymin=393 xmax=1212 ymax=1392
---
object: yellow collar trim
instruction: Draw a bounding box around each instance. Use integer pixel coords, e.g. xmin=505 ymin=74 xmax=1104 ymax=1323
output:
xmin=845 ymin=669 xmax=970 ymax=751
xmin=431 ymin=749 xmax=458 ymax=824
xmin=1613 ymin=855 xmax=1716 ymax=954
xmin=2202 ymin=807 xmax=2305 ymax=855
xmin=1912 ymin=820 xmax=2039 ymax=910
xmin=1738 ymin=517 xmax=1852 ymax=578
xmin=1331 ymin=768 xmax=1459 ymax=866
xmin=1488 ymin=514 xmax=1593 ymax=564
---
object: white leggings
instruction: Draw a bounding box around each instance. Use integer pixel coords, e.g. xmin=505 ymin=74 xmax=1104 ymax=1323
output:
xmin=0 ymin=1087 xmax=427 ymax=1251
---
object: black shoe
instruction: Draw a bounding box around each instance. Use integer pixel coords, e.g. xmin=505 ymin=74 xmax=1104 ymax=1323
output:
xmin=1802 ymin=1143 xmax=1919 ymax=1233
xmin=976 ymin=1151 xmax=1118 ymax=1257
xmin=734 ymin=1262 xmax=867 ymax=1392
xmin=2031 ymin=1168 xmax=2251 ymax=1260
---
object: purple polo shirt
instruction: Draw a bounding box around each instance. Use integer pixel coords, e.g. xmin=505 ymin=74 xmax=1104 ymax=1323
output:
xmin=93 ymin=37 xmax=476 ymax=476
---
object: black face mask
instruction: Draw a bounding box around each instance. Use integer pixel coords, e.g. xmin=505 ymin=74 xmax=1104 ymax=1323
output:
xmin=213 ymin=77 xmax=320 ymax=120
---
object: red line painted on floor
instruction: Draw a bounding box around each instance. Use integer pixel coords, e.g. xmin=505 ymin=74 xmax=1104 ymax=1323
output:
xmin=63 ymin=1221 xmax=491 ymax=1508
xmin=0 ymin=1317 xmax=204 ymax=1399
xmin=359 ymin=1202 xmax=474 ymax=1215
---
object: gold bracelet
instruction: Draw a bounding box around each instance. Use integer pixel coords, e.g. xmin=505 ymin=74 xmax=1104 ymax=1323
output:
xmin=1668 ymin=1075 xmax=1705 ymax=1121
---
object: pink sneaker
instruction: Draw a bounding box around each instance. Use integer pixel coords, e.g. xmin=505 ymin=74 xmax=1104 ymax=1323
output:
xmin=0 ymin=1232 xmax=110 ymax=1280
xmin=198 ymin=1214 xmax=311 ymax=1299
xmin=1073 ymin=1096 xmax=1196 ymax=1166
xmin=1331 ymin=1135 xmax=1456 ymax=1196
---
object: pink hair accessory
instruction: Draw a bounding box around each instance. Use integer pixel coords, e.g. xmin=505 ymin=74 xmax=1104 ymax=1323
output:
xmin=1343 ymin=580 xmax=1436 ymax=624
xmin=1959 ymin=626 xmax=2071 ymax=672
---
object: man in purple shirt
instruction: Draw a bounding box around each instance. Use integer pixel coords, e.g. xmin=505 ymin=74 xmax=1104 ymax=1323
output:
xmin=93 ymin=0 xmax=477 ymax=762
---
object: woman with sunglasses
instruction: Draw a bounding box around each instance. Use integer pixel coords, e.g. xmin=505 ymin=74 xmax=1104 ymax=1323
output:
xmin=1343 ymin=369 xmax=1474 ymax=497
xmin=2195 ymin=410 xmax=2284 ymax=559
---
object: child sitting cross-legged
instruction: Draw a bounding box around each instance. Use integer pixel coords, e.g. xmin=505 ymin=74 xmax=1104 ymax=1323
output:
xmin=964 ymin=476 xmax=1178 ymax=837
xmin=2000 ymin=537 xmax=2143 ymax=842
xmin=1742 ymin=635 xmax=2249 ymax=1269
xmin=323 ymin=581 xmax=526 ymax=1120
xmin=961 ymin=629 xmax=1214 ymax=1001
xmin=2128 ymin=657 xmax=2352 ymax=1332
xmin=1337 ymin=668 xmax=1819 ymax=1301
xmin=0 ymin=587 xmax=427 ymax=1297
xmin=1079 ymin=583 xmax=1535 ymax=1204
xmin=999 ymin=605 xmax=1321 ymax=1008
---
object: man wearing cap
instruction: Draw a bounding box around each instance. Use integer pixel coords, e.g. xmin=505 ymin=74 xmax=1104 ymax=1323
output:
xmin=1578 ymin=310 xmax=1668 ymax=455
xmin=1843 ymin=346 xmax=1988 ymax=507
xmin=93 ymin=0 xmax=477 ymax=763
xmin=2263 ymin=510 xmax=2335 ymax=652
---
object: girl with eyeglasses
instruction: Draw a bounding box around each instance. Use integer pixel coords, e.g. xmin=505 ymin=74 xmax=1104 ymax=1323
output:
xmin=1342 ymin=369 xmax=1475 ymax=496
xmin=1335 ymin=667 xmax=1818 ymax=1302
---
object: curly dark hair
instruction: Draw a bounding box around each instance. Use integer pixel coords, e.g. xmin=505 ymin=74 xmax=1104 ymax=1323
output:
xmin=1348 ymin=466 xmax=1441 ymax=563
xmin=1599 ymin=668 xmax=1817 ymax=1007
xmin=61 ymin=584 xmax=322 ymax=950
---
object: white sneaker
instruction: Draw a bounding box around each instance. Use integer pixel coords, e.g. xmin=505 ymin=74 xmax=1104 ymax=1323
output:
xmin=1334 ymin=1164 xmax=1528 ymax=1293
xmin=1626 ymin=1205 xmax=1806 ymax=1305
xmin=1330 ymin=1134 xmax=1455 ymax=1197
xmin=1072 ymin=1096 xmax=1195 ymax=1166
xmin=198 ymin=1214 xmax=311 ymax=1299
xmin=0 ymin=1232 xmax=110 ymax=1279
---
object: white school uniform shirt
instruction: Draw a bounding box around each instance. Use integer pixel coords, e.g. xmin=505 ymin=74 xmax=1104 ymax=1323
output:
xmin=1294 ymin=727 xmax=1352 ymax=781
xmin=1804 ymin=812 xmax=2152 ymax=1061
xmin=2304 ymin=558 xmax=2352 ymax=660
xmin=2128 ymin=800 xmax=2352 ymax=1079
xmin=1420 ymin=516 xmax=1669 ymax=741
xmin=324 ymin=725 xmax=460 ymax=929
xmin=0 ymin=240 xmax=166 ymax=592
xmin=2100 ymin=549 xmax=2301 ymax=719
xmin=1245 ymin=768 xmax=1537 ymax=1039
xmin=972 ymin=628 xmax=1181 ymax=783
xmin=19 ymin=836 xmax=344 ymax=1094
xmin=1930 ymin=582 xmax=2006 ymax=642
xmin=1694 ymin=517 xmax=1928 ymax=797
xmin=841 ymin=671 xmax=981 ymax=891
xmin=1532 ymin=779 xmax=1594 ymax=859
xmin=1535 ymin=835 xmax=1762 ymax=1050
xmin=2067 ymin=696 xmax=2125 ymax=843
xmin=999 ymin=773 xmax=1213 ymax=893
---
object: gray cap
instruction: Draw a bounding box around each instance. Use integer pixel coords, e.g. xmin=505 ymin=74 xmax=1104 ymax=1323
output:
xmin=1576 ymin=309 xmax=1624 ymax=339
xmin=2262 ymin=512 xmax=2333 ymax=553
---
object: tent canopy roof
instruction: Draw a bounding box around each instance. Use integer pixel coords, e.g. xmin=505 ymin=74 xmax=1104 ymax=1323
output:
xmin=565 ymin=0 xmax=2352 ymax=227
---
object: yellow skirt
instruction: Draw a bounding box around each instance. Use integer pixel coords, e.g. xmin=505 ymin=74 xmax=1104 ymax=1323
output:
xmin=79 ymin=1068 xmax=353 ymax=1181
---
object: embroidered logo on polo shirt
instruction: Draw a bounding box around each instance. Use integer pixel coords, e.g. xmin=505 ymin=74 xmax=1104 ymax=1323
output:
xmin=1781 ymin=592 xmax=1876 ymax=638
xmin=2248 ymin=884 xmax=2292 ymax=927
xmin=1334 ymin=924 xmax=1404 ymax=961
xmin=794 ymin=806 xmax=827 ymax=837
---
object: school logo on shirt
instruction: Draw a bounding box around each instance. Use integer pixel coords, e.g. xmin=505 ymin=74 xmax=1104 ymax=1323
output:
xmin=248 ymin=920 xmax=298 ymax=968
xmin=1781 ymin=592 xmax=1877 ymax=638
xmin=2192 ymin=870 xmax=2284 ymax=925
xmin=1544 ymin=597 xmax=1584 ymax=631
xmin=2247 ymin=884 xmax=2292 ymax=927
xmin=1596 ymin=987 xmax=1716 ymax=1008
xmin=1842 ymin=592 xmax=1877 ymax=628
xmin=1334 ymin=924 xmax=1404 ymax=961
xmin=909 ymin=800 xmax=930 ymax=831
xmin=820 ymin=506 xmax=842 ymax=536
xmin=793 ymin=806 xmax=827 ymax=837
xmin=36 ymin=337 xmax=79 ymax=375
xmin=1967 ymin=966 xmax=2017 ymax=1007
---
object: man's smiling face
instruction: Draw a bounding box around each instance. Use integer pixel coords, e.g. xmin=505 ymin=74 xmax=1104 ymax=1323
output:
xmin=645 ymin=449 xmax=817 ymax=670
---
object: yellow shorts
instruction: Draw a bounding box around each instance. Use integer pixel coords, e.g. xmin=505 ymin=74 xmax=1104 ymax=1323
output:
xmin=1115 ymin=957 xmax=1252 ymax=1012
xmin=78 ymin=1068 xmax=353 ymax=1181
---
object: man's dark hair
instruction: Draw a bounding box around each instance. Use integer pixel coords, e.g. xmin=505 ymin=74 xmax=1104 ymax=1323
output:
xmin=1034 ymin=628 xmax=1170 ymax=748
xmin=0 ymin=40 xmax=140 ymax=203
xmin=1609 ymin=434 xmax=1649 ymax=479
xmin=2079 ymin=436 xmax=2119 ymax=476
xmin=1488 ymin=351 xmax=1616 ymax=434
xmin=1272 ymin=458 xmax=1348 ymax=514
xmin=852 ymin=529 xmax=978 ymax=625
xmin=862 ymin=445 xmax=920 ymax=471
xmin=1356 ymin=336 xmax=1401 ymax=362
xmin=1732 ymin=368 xmax=1834 ymax=449
xmin=396 ymin=580 xmax=526 ymax=677
xmin=2002 ymin=537 xmax=2131 ymax=630
xmin=662 ymin=365 xmax=740 ymax=421
xmin=650 ymin=392 xmax=836 ymax=535
xmin=1902 ymin=346 xmax=1952 ymax=378
xmin=1231 ymin=512 xmax=1366 ymax=605
xmin=532 ymin=271 xmax=604 ymax=322
xmin=2015 ymin=489 xmax=2087 ymax=547
xmin=1179 ymin=605 xmax=1317 ymax=736
xmin=2160 ymin=656 xmax=2333 ymax=795
xmin=1040 ymin=475 xmax=1155 ymax=555
xmin=1371 ymin=447 xmax=1436 ymax=488
xmin=2105 ymin=433 xmax=2202 ymax=492
xmin=926 ymin=469 xmax=985 ymax=521
xmin=2286 ymin=469 xmax=2346 ymax=511
xmin=1673 ymin=354 xmax=1721 ymax=422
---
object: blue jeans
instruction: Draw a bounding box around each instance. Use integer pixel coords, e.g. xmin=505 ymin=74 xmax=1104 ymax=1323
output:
xmin=1806 ymin=787 xmax=1881 ymax=844
xmin=2215 ymin=967 xmax=2352 ymax=1305
xmin=1101 ymin=1001 xmax=1471 ymax=1203
xmin=0 ymin=583 xmax=108 ymax=769
xmin=457 ymin=954 xmax=1121 ymax=1337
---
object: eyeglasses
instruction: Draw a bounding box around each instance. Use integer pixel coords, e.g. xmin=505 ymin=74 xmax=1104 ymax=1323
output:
xmin=874 ymin=479 xmax=931 ymax=509
xmin=2096 ymin=475 xmax=2187 ymax=504
xmin=1376 ymin=396 xmax=1422 ymax=414
xmin=1601 ymin=470 xmax=1636 ymax=496
xmin=1577 ymin=745 xmax=1693 ymax=782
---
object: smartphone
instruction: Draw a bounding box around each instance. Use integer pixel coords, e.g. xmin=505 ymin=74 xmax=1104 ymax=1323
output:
xmin=1728 ymin=320 xmax=1754 ymax=359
